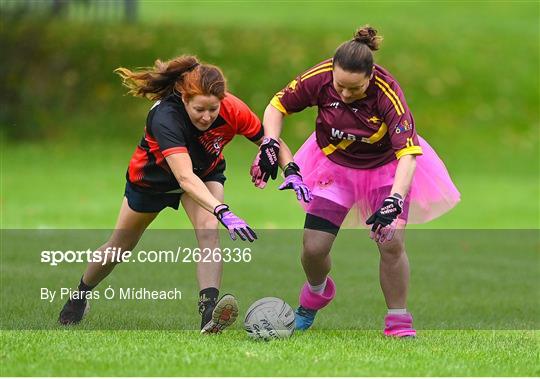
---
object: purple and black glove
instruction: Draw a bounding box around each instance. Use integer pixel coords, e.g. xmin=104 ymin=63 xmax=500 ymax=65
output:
xmin=214 ymin=204 xmax=257 ymax=242
xmin=250 ymin=137 xmax=280 ymax=188
xmin=278 ymin=162 xmax=313 ymax=203
xmin=366 ymin=194 xmax=403 ymax=243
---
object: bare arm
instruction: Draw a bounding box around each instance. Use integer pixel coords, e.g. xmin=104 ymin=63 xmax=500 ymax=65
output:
xmin=165 ymin=153 xmax=221 ymax=213
xmin=262 ymin=103 xmax=295 ymax=168
xmin=390 ymin=154 xmax=417 ymax=198
xmin=277 ymin=139 xmax=294 ymax=168
xmin=263 ymin=103 xmax=285 ymax=140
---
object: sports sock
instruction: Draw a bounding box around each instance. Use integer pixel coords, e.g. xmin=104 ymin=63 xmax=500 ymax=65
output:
xmin=198 ymin=288 xmax=219 ymax=329
xmin=308 ymin=278 xmax=327 ymax=295
xmin=198 ymin=287 xmax=219 ymax=314
xmin=387 ymin=308 xmax=407 ymax=315
xmin=73 ymin=277 xmax=96 ymax=305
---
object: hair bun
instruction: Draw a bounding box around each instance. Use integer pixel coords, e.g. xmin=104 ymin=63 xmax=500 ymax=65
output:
xmin=353 ymin=25 xmax=382 ymax=51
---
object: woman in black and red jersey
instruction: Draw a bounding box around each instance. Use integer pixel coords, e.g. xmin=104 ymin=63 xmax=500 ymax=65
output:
xmin=251 ymin=26 xmax=460 ymax=337
xmin=58 ymin=55 xmax=307 ymax=333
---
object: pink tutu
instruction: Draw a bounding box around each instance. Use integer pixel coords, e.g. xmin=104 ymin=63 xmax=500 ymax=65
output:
xmin=294 ymin=132 xmax=460 ymax=227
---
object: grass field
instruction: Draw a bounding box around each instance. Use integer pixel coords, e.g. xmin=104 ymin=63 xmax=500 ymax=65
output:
xmin=1 ymin=228 xmax=539 ymax=375
xmin=2 ymin=330 xmax=537 ymax=376
xmin=1 ymin=0 xmax=539 ymax=377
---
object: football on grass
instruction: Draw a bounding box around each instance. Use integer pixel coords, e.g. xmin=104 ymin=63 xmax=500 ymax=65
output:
xmin=244 ymin=297 xmax=295 ymax=340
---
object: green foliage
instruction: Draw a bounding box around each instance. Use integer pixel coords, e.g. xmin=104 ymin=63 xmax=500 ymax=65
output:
xmin=1 ymin=19 xmax=319 ymax=142
xmin=2 ymin=2 xmax=539 ymax=158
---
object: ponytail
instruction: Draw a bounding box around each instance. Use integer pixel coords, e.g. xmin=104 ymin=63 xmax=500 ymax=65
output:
xmin=352 ymin=25 xmax=382 ymax=51
xmin=115 ymin=55 xmax=226 ymax=101
xmin=333 ymin=25 xmax=383 ymax=75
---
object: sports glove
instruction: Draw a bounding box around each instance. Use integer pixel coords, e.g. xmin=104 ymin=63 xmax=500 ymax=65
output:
xmin=366 ymin=194 xmax=404 ymax=242
xmin=214 ymin=204 xmax=257 ymax=242
xmin=250 ymin=137 xmax=280 ymax=189
xmin=278 ymin=162 xmax=313 ymax=203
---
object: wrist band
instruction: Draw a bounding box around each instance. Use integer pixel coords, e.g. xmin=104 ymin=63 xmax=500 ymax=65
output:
xmin=213 ymin=204 xmax=229 ymax=217
xmin=284 ymin=162 xmax=301 ymax=177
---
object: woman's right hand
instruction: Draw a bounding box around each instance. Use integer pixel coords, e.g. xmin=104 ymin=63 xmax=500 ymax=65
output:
xmin=213 ymin=204 xmax=257 ymax=242
xmin=250 ymin=137 xmax=281 ymax=188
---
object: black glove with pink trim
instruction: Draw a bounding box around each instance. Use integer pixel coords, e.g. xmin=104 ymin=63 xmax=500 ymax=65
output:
xmin=250 ymin=137 xmax=280 ymax=188
xmin=366 ymin=194 xmax=403 ymax=242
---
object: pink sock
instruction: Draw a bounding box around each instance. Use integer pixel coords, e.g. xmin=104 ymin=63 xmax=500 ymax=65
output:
xmin=308 ymin=278 xmax=327 ymax=295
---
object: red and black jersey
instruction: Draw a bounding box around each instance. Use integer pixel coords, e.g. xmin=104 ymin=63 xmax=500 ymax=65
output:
xmin=271 ymin=59 xmax=423 ymax=169
xmin=127 ymin=92 xmax=263 ymax=193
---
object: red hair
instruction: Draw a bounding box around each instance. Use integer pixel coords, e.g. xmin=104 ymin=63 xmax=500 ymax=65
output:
xmin=115 ymin=55 xmax=227 ymax=101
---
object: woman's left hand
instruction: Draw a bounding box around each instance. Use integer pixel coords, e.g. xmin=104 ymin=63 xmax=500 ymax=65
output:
xmin=279 ymin=174 xmax=313 ymax=203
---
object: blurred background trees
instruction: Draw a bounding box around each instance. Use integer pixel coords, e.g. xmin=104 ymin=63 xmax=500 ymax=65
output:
xmin=1 ymin=1 xmax=538 ymax=228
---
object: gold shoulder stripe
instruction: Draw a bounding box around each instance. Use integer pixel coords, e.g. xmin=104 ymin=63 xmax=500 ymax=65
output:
xmin=375 ymin=76 xmax=405 ymax=115
xmin=301 ymin=62 xmax=333 ymax=79
xmin=301 ymin=67 xmax=333 ymax=82
xmin=375 ymin=82 xmax=403 ymax=116
xmin=395 ymin=145 xmax=423 ymax=159
xmin=270 ymin=95 xmax=289 ymax=115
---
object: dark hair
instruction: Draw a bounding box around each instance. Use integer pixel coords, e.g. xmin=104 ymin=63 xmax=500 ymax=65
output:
xmin=115 ymin=55 xmax=227 ymax=101
xmin=333 ymin=25 xmax=383 ymax=75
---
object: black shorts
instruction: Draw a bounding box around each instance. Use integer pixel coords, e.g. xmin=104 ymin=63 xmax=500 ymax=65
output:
xmin=124 ymin=165 xmax=226 ymax=213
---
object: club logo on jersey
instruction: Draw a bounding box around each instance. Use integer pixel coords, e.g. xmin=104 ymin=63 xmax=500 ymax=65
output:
xmin=395 ymin=120 xmax=413 ymax=134
xmin=287 ymin=79 xmax=298 ymax=91
xmin=212 ymin=137 xmax=224 ymax=155
xmin=198 ymin=126 xmax=231 ymax=157
xmin=368 ymin=116 xmax=381 ymax=124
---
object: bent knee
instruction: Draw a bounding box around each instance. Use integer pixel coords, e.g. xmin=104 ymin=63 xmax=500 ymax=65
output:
xmin=108 ymin=231 xmax=142 ymax=252
xmin=194 ymin=218 xmax=219 ymax=230
xmin=303 ymin=239 xmax=331 ymax=260
xmin=379 ymin=240 xmax=406 ymax=259
xmin=194 ymin=220 xmax=219 ymax=241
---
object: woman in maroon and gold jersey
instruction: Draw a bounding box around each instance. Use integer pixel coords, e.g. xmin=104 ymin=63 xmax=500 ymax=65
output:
xmin=251 ymin=26 xmax=460 ymax=337
xmin=58 ymin=55 xmax=302 ymax=333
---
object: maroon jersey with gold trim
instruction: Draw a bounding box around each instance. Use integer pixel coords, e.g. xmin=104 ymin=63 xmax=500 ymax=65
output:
xmin=271 ymin=59 xmax=422 ymax=169
xmin=127 ymin=92 xmax=263 ymax=193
